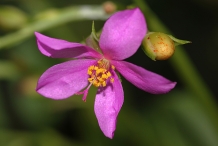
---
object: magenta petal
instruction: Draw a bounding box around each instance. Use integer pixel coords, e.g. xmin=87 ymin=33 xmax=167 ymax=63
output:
xmin=99 ymin=8 xmax=147 ymax=60
xmin=36 ymin=59 xmax=97 ymax=99
xmin=94 ymin=71 xmax=124 ymax=139
xmin=112 ymin=60 xmax=176 ymax=94
xmin=35 ymin=32 xmax=101 ymax=59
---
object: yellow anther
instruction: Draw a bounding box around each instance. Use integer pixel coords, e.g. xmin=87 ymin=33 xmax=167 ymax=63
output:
xmin=101 ymin=73 xmax=108 ymax=79
xmin=106 ymin=72 xmax=111 ymax=77
xmin=102 ymin=81 xmax=106 ymax=87
xmin=97 ymin=77 xmax=104 ymax=82
xmin=87 ymin=70 xmax=92 ymax=75
xmin=94 ymin=66 xmax=99 ymax=70
xmin=88 ymin=77 xmax=94 ymax=82
xmin=89 ymin=65 xmax=94 ymax=70
xmin=93 ymin=80 xmax=100 ymax=87
xmin=110 ymin=78 xmax=114 ymax=83
xmin=88 ymin=65 xmax=96 ymax=75
xmin=111 ymin=65 xmax=115 ymax=70
xmin=96 ymin=68 xmax=104 ymax=75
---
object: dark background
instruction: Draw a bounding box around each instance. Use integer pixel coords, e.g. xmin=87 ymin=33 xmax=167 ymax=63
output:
xmin=0 ymin=0 xmax=218 ymax=146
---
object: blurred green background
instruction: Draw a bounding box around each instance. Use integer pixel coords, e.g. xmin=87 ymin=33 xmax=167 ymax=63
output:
xmin=0 ymin=0 xmax=218 ymax=145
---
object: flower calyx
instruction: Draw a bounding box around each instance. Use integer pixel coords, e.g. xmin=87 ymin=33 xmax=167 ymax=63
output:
xmin=85 ymin=21 xmax=103 ymax=54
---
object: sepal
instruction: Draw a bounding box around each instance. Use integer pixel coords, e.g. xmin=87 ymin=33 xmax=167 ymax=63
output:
xmin=85 ymin=21 xmax=102 ymax=54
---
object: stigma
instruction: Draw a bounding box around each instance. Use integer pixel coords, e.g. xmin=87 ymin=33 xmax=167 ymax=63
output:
xmin=87 ymin=59 xmax=115 ymax=87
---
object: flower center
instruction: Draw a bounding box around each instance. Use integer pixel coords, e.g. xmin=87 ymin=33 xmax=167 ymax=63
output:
xmin=76 ymin=59 xmax=115 ymax=102
xmin=87 ymin=59 xmax=115 ymax=87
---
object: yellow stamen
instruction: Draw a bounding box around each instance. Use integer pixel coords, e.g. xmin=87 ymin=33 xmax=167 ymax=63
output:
xmin=102 ymin=81 xmax=106 ymax=87
xmin=87 ymin=59 xmax=115 ymax=87
xmin=94 ymin=66 xmax=98 ymax=70
xmin=101 ymin=73 xmax=108 ymax=79
xmin=87 ymin=70 xmax=92 ymax=75
xmin=110 ymin=78 xmax=114 ymax=83
xmin=106 ymin=72 xmax=111 ymax=77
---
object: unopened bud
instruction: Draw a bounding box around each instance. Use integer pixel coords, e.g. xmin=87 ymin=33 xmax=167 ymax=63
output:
xmin=142 ymin=32 xmax=191 ymax=61
xmin=142 ymin=32 xmax=174 ymax=60
xmin=102 ymin=1 xmax=117 ymax=14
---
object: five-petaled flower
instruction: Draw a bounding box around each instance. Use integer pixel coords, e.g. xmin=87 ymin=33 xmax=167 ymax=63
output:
xmin=35 ymin=8 xmax=176 ymax=139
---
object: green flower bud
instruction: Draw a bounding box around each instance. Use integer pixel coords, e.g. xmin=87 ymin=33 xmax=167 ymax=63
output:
xmin=142 ymin=32 xmax=191 ymax=61
xmin=142 ymin=32 xmax=175 ymax=61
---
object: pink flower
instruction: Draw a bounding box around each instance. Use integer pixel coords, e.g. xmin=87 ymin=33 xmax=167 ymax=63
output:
xmin=35 ymin=8 xmax=176 ymax=139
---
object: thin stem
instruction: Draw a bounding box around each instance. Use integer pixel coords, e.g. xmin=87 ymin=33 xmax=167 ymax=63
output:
xmin=0 ymin=5 xmax=109 ymax=49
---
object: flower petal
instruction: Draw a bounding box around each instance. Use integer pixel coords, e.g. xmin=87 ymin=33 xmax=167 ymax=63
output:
xmin=37 ymin=59 xmax=97 ymax=99
xmin=99 ymin=8 xmax=147 ymax=60
xmin=35 ymin=32 xmax=101 ymax=59
xmin=111 ymin=60 xmax=176 ymax=94
xmin=94 ymin=70 xmax=124 ymax=139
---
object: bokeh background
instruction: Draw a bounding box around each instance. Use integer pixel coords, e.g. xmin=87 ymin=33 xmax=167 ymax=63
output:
xmin=0 ymin=0 xmax=218 ymax=145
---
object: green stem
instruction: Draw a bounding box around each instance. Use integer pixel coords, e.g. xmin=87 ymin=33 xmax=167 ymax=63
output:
xmin=0 ymin=5 xmax=109 ymax=49
xmin=133 ymin=0 xmax=218 ymax=125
